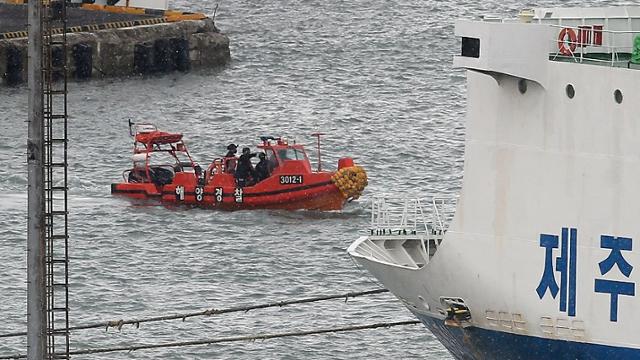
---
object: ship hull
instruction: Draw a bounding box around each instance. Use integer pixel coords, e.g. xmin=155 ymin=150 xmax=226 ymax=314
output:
xmin=414 ymin=311 xmax=640 ymax=360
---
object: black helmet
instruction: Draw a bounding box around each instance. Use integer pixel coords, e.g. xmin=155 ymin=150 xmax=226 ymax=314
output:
xmin=227 ymin=143 xmax=238 ymax=151
xmin=242 ymin=147 xmax=251 ymax=154
xmin=259 ymin=152 xmax=266 ymax=159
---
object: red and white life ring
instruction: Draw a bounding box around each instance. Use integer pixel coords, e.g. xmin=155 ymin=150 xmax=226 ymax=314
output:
xmin=557 ymin=28 xmax=577 ymax=56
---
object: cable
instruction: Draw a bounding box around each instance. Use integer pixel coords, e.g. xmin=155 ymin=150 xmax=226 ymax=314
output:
xmin=0 ymin=288 xmax=389 ymax=338
xmin=0 ymin=320 xmax=420 ymax=359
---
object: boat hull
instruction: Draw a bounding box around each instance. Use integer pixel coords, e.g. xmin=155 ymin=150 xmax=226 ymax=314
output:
xmin=111 ymin=177 xmax=347 ymax=211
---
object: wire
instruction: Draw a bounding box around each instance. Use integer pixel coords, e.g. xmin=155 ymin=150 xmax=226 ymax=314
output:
xmin=0 ymin=288 xmax=389 ymax=338
xmin=0 ymin=320 xmax=420 ymax=359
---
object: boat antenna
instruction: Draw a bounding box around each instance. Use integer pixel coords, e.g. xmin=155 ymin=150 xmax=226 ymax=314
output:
xmin=128 ymin=119 xmax=135 ymax=136
xmin=311 ymin=132 xmax=325 ymax=171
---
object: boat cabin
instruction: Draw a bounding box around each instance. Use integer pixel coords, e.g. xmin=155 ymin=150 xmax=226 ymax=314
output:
xmin=205 ymin=136 xmax=314 ymax=186
xmin=257 ymin=136 xmax=312 ymax=175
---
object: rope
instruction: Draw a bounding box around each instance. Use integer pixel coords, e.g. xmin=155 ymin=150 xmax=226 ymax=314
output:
xmin=0 ymin=320 xmax=420 ymax=359
xmin=0 ymin=288 xmax=389 ymax=338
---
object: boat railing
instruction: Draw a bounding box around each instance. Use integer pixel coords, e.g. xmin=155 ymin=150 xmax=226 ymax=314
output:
xmin=348 ymin=195 xmax=457 ymax=269
xmin=369 ymin=195 xmax=456 ymax=236
xmin=548 ymin=24 xmax=640 ymax=67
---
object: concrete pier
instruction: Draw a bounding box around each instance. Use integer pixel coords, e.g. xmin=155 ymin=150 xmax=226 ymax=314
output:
xmin=0 ymin=3 xmax=230 ymax=86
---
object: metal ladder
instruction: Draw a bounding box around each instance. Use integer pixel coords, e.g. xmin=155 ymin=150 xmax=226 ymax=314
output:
xmin=42 ymin=0 xmax=70 ymax=358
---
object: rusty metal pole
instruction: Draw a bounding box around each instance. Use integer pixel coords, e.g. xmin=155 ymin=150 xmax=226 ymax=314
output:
xmin=27 ymin=0 xmax=46 ymax=357
xmin=311 ymin=133 xmax=324 ymax=172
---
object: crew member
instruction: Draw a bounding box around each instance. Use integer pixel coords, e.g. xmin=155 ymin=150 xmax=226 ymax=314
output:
xmin=255 ymin=152 xmax=271 ymax=182
xmin=224 ymin=143 xmax=238 ymax=174
xmin=235 ymin=147 xmax=256 ymax=186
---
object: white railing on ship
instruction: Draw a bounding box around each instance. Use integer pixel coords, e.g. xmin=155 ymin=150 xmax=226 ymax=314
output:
xmin=549 ymin=24 xmax=640 ymax=67
xmin=369 ymin=195 xmax=456 ymax=235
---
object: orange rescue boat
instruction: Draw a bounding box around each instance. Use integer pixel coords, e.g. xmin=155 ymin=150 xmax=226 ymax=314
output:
xmin=111 ymin=122 xmax=368 ymax=211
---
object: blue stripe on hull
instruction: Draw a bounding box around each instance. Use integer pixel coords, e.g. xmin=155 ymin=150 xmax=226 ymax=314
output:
xmin=413 ymin=312 xmax=640 ymax=360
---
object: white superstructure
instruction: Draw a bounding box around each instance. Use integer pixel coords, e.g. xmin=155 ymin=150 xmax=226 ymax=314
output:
xmin=349 ymin=7 xmax=640 ymax=359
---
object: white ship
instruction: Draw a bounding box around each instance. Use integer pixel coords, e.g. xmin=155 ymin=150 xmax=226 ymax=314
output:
xmin=348 ymin=7 xmax=640 ymax=359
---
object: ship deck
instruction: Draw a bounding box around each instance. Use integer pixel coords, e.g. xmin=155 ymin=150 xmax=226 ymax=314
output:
xmin=550 ymin=52 xmax=640 ymax=69
xmin=0 ymin=3 xmax=162 ymax=34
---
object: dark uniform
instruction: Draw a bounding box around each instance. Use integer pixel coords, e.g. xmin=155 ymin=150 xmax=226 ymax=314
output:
xmin=235 ymin=147 xmax=256 ymax=186
xmin=255 ymin=153 xmax=271 ymax=182
xmin=224 ymin=143 xmax=238 ymax=173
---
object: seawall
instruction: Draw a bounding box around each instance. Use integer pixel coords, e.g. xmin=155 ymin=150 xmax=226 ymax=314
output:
xmin=0 ymin=4 xmax=230 ymax=86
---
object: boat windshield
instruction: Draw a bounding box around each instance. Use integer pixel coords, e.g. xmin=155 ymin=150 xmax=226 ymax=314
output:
xmin=278 ymin=148 xmax=306 ymax=161
xmin=141 ymin=151 xmax=179 ymax=168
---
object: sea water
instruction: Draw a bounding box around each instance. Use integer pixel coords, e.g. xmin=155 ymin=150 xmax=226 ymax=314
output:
xmin=0 ymin=0 xmax=615 ymax=358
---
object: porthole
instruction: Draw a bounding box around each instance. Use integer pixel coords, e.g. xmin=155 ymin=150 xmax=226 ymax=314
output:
xmin=518 ymin=79 xmax=527 ymax=94
xmin=614 ymin=89 xmax=623 ymax=104
xmin=565 ymin=84 xmax=575 ymax=99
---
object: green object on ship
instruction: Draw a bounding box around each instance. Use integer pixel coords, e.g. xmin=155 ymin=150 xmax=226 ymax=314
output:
xmin=632 ymin=35 xmax=640 ymax=64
